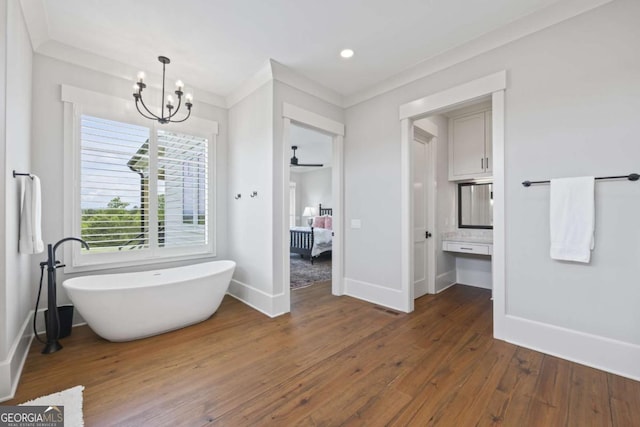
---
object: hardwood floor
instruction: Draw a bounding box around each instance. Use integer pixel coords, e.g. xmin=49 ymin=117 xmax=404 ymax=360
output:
xmin=4 ymin=282 xmax=640 ymax=426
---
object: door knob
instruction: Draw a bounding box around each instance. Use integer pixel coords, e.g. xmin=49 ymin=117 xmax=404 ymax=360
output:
xmin=425 ymin=231 xmax=432 ymax=238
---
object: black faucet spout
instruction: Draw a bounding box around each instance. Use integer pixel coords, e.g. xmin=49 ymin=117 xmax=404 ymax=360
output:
xmin=53 ymin=237 xmax=90 ymax=254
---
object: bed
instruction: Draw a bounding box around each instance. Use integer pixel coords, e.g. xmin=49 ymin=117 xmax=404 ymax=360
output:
xmin=290 ymin=204 xmax=332 ymax=264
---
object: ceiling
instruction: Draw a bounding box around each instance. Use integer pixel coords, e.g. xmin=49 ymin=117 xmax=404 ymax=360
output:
xmin=290 ymin=124 xmax=332 ymax=171
xmin=23 ymin=0 xmax=575 ymax=101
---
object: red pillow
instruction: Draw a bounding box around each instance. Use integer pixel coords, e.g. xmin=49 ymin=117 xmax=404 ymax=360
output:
xmin=312 ymin=216 xmax=326 ymax=228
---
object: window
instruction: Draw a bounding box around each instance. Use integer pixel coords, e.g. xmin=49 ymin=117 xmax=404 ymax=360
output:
xmin=157 ymin=129 xmax=208 ymax=248
xmin=79 ymin=115 xmax=211 ymax=260
xmin=62 ymin=85 xmax=217 ymax=270
xmin=80 ymin=116 xmax=151 ymax=252
xmin=289 ymin=182 xmax=296 ymax=227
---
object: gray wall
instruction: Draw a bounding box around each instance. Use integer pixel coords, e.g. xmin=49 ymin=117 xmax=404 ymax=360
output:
xmin=293 ymin=168 xmax=333 ymax=221
xmin=344 ymin=0 xmax=640 ymax=344
xmin=430 ymin=115 xmax=456 ymax=290
xmin=227 ymin=82 xmax=274 ymax=295
xmin=0 ymin=0 xmax=33 ymax=397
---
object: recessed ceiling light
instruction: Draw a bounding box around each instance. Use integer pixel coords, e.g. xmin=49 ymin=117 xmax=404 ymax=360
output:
xmin=340 ymin=49 xmax=354 ymax=59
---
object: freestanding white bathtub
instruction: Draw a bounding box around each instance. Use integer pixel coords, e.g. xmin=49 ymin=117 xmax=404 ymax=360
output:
xmin=62 ymin=260 xmax=235 ymax=342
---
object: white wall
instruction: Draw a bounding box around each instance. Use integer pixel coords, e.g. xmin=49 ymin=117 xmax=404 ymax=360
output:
xmin=295 ymin=168 xmax=332 ymax=219
xmin=0 ymin=0 xmax=6 ymax=369
xmin=227 ymin=82 xmax=274 ymax=309
xmin=226 ymin=79 xmax=343 ymax=316
xmin=345 ymin=0 xmax=640 ymax=350
xmin=0 ymin=0 xmax=33 ymax=400
xmin=30 ymin=54 xmax=229 ymax=305
xmin=429 ymin=114 xmax=456 ymax=292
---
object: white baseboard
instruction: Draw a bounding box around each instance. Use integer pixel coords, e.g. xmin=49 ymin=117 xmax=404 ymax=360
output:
xmin=500 ymin=314 xmax=640 ymax=381
xmin=344 ymin=278 xmax=406 ymax=312
xmin=435 ymin=270 xmax=456 ymax=293
xmin=0 ymin=312 xmax=34 ymax=402
xmin=270 ymin=293 xmax=289 ymax=318
xmin=457 ymin=280 xmax=492 ymax=290
xmin=227 ymin=279 xmax=284 ymax=318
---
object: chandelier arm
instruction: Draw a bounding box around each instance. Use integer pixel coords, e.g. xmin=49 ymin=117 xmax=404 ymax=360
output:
xmin=168 ymin=107 xmax=192 ymax=123
xmin=135 ymin=99 xmax=161 ymax=121
xmin=165 ymin=95 xmax=183 ymax=120
xmin=137 ymin=95 xmax=162 ymax=120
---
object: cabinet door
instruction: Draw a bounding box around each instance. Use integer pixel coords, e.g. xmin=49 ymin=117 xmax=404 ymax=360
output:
xmin=451 ymin=112 xmax=485 ymax=178
xmin=484 ymin=110 xmax=492 ymax=173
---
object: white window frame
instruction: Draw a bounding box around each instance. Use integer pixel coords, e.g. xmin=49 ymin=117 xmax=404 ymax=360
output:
xmin=62 ymin=85 xmax=218 ymax=272
xmin=289 ymin=182 xmax=296 ymax=227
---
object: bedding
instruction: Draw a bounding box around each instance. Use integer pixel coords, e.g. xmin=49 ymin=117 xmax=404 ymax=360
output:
xmin=289 ymin=204 xmax=333 ymax=263
xmin=289 ymin=226 xmax=332 ymax=257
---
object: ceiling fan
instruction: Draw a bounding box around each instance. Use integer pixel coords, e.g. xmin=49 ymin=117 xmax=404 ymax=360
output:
xmin=290 ymin=146 xmax=323 ymax=167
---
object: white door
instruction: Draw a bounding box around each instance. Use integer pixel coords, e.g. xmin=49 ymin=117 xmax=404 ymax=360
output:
xmin=413 ymin=137 xmax=429 ymax=298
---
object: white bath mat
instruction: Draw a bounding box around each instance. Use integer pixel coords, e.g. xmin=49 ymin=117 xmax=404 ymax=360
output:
xmin=20 ymin=385 xmax=84 ymax=427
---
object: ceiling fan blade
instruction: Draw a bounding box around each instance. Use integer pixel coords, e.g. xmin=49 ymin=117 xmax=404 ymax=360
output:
xmin=290 ymin=145 xmax=322 ymax=167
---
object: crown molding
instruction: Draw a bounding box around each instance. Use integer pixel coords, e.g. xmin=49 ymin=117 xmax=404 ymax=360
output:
xmin=225 ymin=59 xmax=343 ymax=109
xmin=20 ymin=0 xmax=614 ymax=111
xmin=19 ymin=0 xmax=48 ymax=50
xmin=269 ymin=59 xmax=343 ymax=107
xmin=224 ymin=60 xmax=274 ymax=108
xmin=19 ymin=0 xmax=226 ymax=109
xmin=343 ymin=0 xmax=614 ymax=108
xmin=34 ymin=40 xmax=227 ymax=108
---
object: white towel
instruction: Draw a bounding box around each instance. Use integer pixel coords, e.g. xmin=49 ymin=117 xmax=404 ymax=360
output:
xmin=549 ymin=176 xmax=595 ymax=263
xmin=19 ymin=175 xmax=44 ymax=254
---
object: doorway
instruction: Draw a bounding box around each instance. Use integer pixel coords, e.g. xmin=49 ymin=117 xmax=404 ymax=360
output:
xmin=399 ymin=71 xmax=506 ymax=328
xmin=289 ymin=123 xmax=333 ymax=291
xmin=412 ymin=125 xmax=437 ymax=299
xmin=282 ymin=103 xmax=345 ymax=313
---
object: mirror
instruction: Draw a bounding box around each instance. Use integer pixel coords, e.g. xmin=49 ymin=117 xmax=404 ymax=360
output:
xmin=458 ymin=182 xmax=493 ymax=229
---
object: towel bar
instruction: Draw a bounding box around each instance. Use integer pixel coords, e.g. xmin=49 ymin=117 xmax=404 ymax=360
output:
xmin=522 ymin=173 xmax=639 ymax=187
xmin=13 ymin=170 xmax=33 ymax=179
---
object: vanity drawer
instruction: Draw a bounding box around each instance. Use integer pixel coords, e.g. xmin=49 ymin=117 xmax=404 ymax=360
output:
xmin=444 ymin=242 xmax=491 ymax=255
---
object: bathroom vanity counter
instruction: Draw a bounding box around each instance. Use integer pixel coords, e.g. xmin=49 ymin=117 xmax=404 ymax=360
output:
xmin=441 ymin=230 xmax=493 ymax=256
xmin=442 ymin=236 xmax=493 ymax=290
xmin=443 ymin=240 xmax=493 ymax=255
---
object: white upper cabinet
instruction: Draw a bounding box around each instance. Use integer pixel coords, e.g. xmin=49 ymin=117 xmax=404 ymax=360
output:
xmin=448 ymin=108 xmax=492 ymax=181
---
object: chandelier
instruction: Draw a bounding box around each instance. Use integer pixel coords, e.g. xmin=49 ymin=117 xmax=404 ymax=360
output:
xmin=132 ymin=56 xmax=193 ymax=124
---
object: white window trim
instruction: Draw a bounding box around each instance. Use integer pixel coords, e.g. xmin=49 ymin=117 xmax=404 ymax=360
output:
xmin=62 ymin=84 xmax=218 ymax=272
xmin=289 ymin=182 xmax=296 ymax=228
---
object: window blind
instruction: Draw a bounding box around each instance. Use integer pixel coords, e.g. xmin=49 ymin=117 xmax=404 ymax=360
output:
xmin=80 ymin=115 xmax=151 ymax=252
xmin=157 ymin=129 xmax=209 ymax=249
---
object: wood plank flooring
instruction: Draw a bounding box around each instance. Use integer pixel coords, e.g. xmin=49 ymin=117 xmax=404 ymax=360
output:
xmin=4 ymin=282 xmax=640 ymax=426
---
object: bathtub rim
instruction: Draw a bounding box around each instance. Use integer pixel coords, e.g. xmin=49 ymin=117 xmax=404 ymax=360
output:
xmin=62 ymin=260 xmax=236 ymax=292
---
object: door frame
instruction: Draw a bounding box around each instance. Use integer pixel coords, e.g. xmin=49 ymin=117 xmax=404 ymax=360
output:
xmin=412 ymin=123 xmax=437 ymax=297
xmin=282 ymin=103 xmax=345 ymax=311
xmin=399 ymin=71 xmax=506 ymax=335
